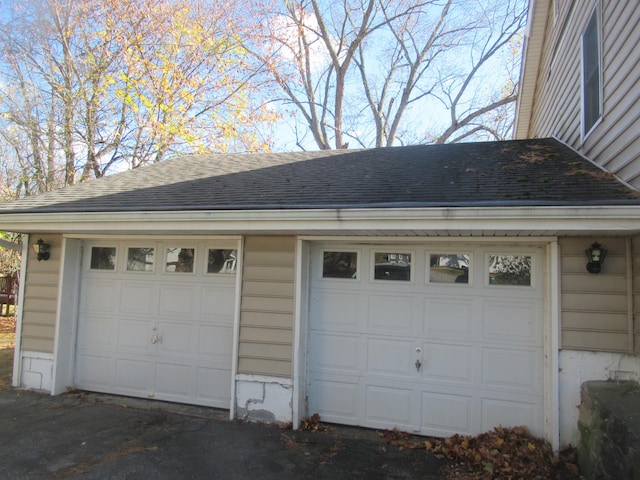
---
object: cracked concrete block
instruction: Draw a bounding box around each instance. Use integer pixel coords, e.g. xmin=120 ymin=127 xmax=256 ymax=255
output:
xmin=235 ymin=376 xmax=293 ymax=425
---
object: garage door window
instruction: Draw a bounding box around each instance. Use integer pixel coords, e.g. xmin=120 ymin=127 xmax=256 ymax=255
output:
xmin=207 ymin=249 xmax=237 ymax=274
xmin=429 ymin=253 xmax=470 ymax=284
xmin=90 ymin=247 xmax=117 ymax=271
xmin=488 ymin=254 xmax=531 ymax=286
xmin=373 ymin=252 xmax=411 ymax=281
xmin=165 ymin=247 xmax=195 ymax=273
xmin=127 ymin=247 xmax=155 ymax=272
xmin=323 ymin=251 xmax=358 ymax=279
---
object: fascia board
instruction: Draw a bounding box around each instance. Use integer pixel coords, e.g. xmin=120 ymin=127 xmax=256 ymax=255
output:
xmin=0 ymin=206 xmax=639 ymax=235
xmin=514 ymin=0 xmax=551 ymax=139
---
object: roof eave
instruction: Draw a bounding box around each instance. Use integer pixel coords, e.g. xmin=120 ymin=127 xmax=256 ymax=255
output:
xmin=0 ymin=205 xmax=639 ymax=237
xmin=514 ymin=0 xmax=551 ymax=139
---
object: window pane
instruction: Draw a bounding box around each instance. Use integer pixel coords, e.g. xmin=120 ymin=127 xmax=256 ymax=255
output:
xmin=127 ymin=247 xmax=154 ymax=272
xmin=207 ymin=249 xmax=237 ymax=274
xmin=430 ymin=254 xmax=470 ymax=284
xmin=166 ymin=247 xmax=195 ymax=273
xmin=90 ymin=247 xmax=116 ymax=270
xmin=582 ymin=8 xmax=600 ymax=132
xmin=323 ymin=252 xmax=357 ymax=279
xmin=374 ymin=252 xmax=411 ymax=281
xmin=489 ymin=255 xmax=531 ymax=286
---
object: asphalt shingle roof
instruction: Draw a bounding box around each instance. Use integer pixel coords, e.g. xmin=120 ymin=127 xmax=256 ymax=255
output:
xmin=0 ymin=138 xmax=638 ymax=214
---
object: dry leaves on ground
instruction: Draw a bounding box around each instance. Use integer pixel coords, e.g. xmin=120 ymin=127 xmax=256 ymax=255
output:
xmin=0 ymin=315 xmax=15 ymax=348
xmin=299 ymin=413 xmax=328 ymax=432
xmin=379 ymin=426 xmax=580 ymax=480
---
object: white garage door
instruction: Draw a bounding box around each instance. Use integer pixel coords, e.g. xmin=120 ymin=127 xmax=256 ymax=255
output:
xmin=75 ymin=239 xmax=237 ymax=408
xmin=309 ymin=243 xmax=545 ymax=438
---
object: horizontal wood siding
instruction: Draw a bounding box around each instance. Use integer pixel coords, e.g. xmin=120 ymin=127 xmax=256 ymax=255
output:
xmin=527 ymin=1 xmax=640 ymax=188
xmin=237 ymin=236 xmax=295 ymax=378
xmin=21 ymin=234 xmax=62 ymax=353
xmin=560 ymin=237 xmax=629 ymax=353
xmin=633 ymin=235 xmax=640 ymax=354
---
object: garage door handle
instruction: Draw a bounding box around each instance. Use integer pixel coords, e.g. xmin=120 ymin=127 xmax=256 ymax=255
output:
xmin=415 ymin=359 xmax=422 ymax=372
xmin=151 ymin=334 xmax=160 ymax=344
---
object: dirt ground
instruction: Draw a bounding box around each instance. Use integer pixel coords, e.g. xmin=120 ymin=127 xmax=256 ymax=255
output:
xmin=0 ymin=313 xmax=15 ymax=390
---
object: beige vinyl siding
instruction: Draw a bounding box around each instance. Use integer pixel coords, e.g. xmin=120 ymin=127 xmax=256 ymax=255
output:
xmin=560 ymin=237 xmax=630 ymax=353
xmin=526 ymin=1 xmax=640 ymax=189
xmin=633 ymin=235 xmax=640 ymax=354
xmin=528 ymin=0 xmax=582 ymax=145
xmin=20 ymin=234 xmax=62 ymax=353
xmin=237 ymin=235 xmax=295 ymax=377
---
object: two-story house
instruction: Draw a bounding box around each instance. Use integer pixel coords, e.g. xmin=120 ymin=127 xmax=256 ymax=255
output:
xmin=0 ymin=0 xmax=638 ymax=451
xmin=515 ymin=0 xmax=640 ymax=446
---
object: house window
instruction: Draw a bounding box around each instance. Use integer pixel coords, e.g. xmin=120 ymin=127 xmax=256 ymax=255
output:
xmin=374 ymin=252 xmax=411 ymax=281
xmin=207 ymin=249 xmax=237 ymax=274
xmin=582 ymin=6 xmax=601 ymax=137
xmin=323 ymin=251 xmax=358 ymax=279
xmin=165 ymin=247 xmax=195 ymax=273
xmin=126 ymin=247 xmax=155 ymax=272
xmin=90 ymin=247 xmax=116 ymax=270
xmin=488 ymin=255 xmax=532 ymax=286
xmin=429 ymin=254 xmax=470 ymax=284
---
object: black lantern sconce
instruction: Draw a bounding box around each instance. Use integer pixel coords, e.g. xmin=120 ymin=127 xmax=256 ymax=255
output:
xmin=586 ymin=241 xmax=607 ymax=274
xmin=32 ymin=239 xmax=50 ymax=261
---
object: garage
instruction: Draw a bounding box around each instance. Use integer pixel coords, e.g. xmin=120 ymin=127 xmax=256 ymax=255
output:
xmin=75 ymin=239 xmax=238 ymax=408
xmin=308 ymin=243 xmax=545 ymax=437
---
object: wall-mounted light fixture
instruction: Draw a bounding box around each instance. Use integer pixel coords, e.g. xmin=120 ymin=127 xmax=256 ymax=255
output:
xmin=586 ymin=241 xmax=606 ymax=274
xmin=32 ymin=239 xmax=50 ymax=261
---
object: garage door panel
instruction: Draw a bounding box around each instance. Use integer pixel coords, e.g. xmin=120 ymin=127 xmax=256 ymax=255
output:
xmin=309 ymin=378 xmax=359 ymax=424
xmin=421 ymin=392 xmax=474 ymax=436
xmin=120 ymin=284 xmax=155 ymax=315
xmin=77 ymin=317 xmax=116 ymax=348
xmin=366 ymin=337 xmax=415 ymax=378
xmin=309 ymin=244 xmax=545 ymax=438
xmin=310 ymin=333 xmax=360 ymax=375
xmin=423 ymin=343 xmax=473 ymax=384
xmin=196 ymin=367 xmax=231 ymax=406
xmin=424 ymin=299 xmax=475 ymax=340
xmin=481 ymin=397 xmax=542 ymax=433
xmin=155 ymin=363 xmax=192 ymax=398
xmin=76 ymin=240 xmax=237 ymax=409
xmin=83 ymin=280 xmax=119 ymax=313
xmin=482 ymin=347 xmax=542 ymax=392
xmin=75 ymin=354 xmax=113 ymax=389
xmin=365 ymin=384 xmax=413 ymax=427
xmin=114 ymin=358 xmax=152 ymax=394
xmin=159 ymin=284 xmax=196 ymax=315
xmin=157 ymin=322 xmax=193 ymax=354
xmin=201 ymin=286 xmax=235 ymax=319
xmin=117 ymin=319 xmax=155 ymax=352
xmin=483 ymin=300 xmax=541 ymax=344
xmin=311 ymin=291 xmax=361 ymax=332
xmin=368 ymin=295 xmax=415 ymax=333
xmin=199 ymin=325 xmax=234 ymax=358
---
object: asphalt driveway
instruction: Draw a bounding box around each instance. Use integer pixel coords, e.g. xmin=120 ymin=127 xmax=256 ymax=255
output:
xmin=0 ymin=388 xmax=445 ymax=479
